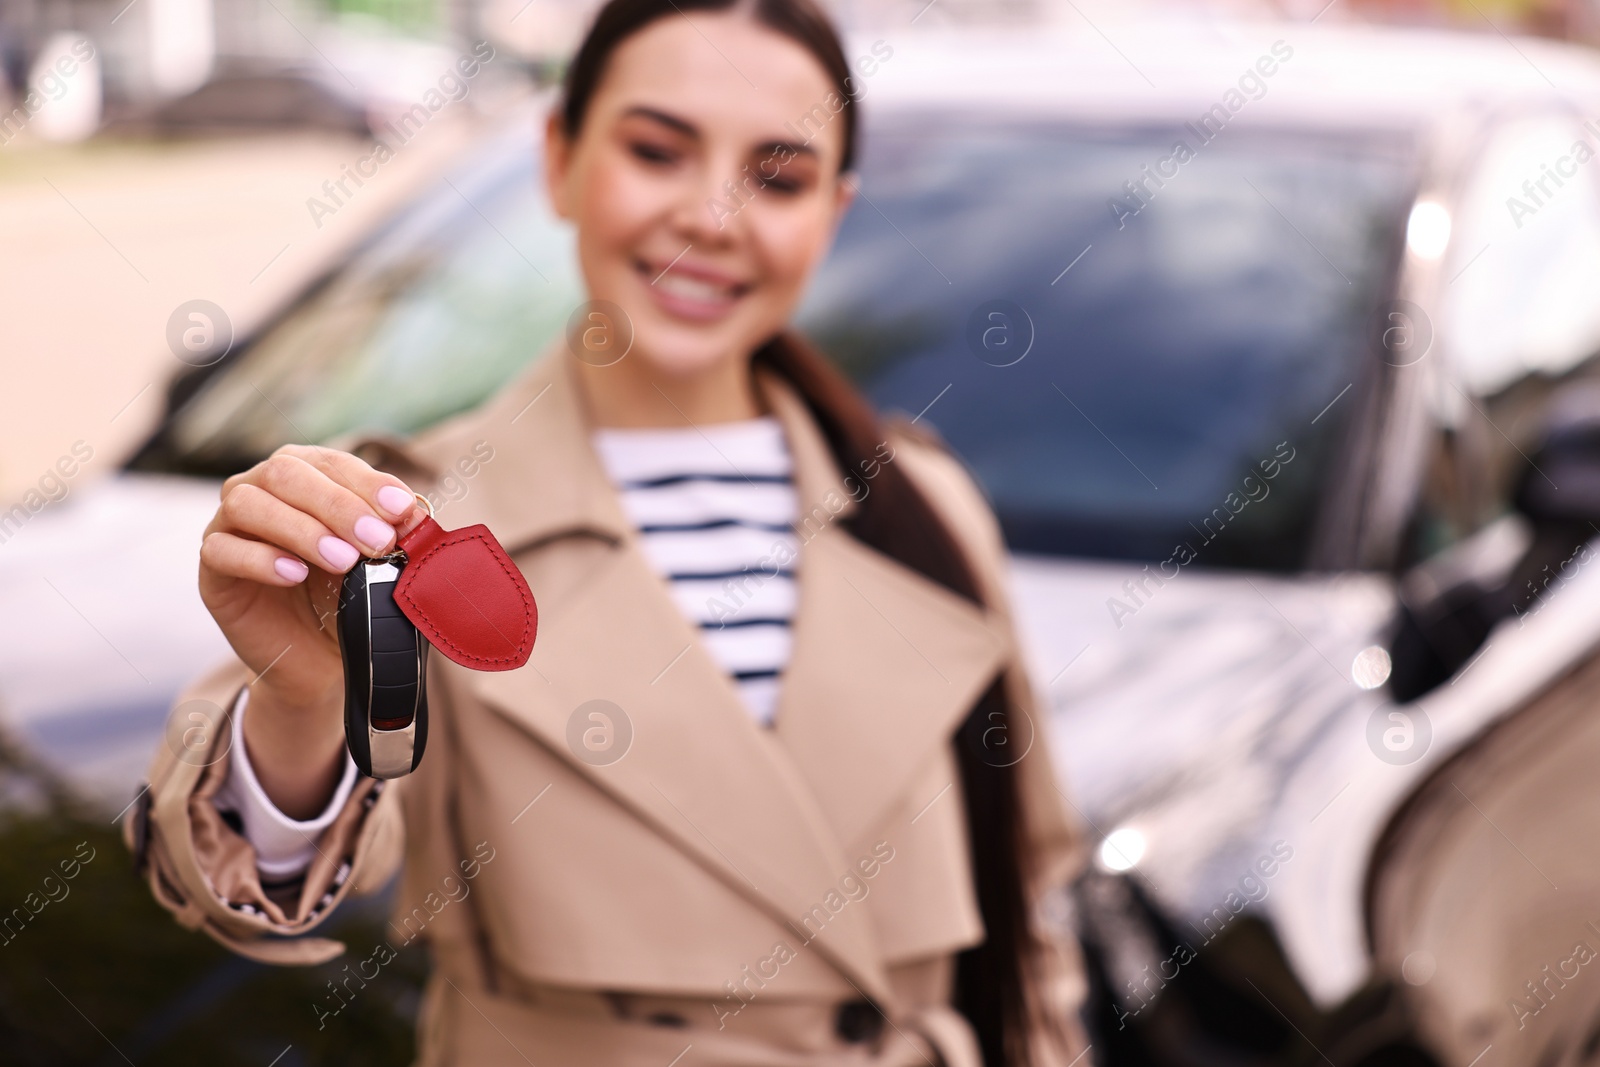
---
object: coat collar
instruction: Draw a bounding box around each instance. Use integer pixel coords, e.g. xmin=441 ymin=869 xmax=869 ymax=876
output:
xmin=395 ymin=340 xmax=1006 ymax=1008
xmin=404 ymin=338 xmax=861 ymax=554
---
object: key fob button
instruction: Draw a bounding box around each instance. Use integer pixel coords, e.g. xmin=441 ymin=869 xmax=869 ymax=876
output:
xmin=370 ymin=615 xmax=417 ymax=652
xmin=371 ymin=649 xmax=419 ymax=687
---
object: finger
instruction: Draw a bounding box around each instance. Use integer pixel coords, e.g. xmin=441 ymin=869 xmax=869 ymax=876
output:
xmin=218 ymin=481 xmax=378 ymax=575
xmin=201 ymin=530 xmax=311 ymax=587
xmin=280 ymin=444 xmax=420 ymax=525
xmin=241 ymin=453 xmax=398 ymax=558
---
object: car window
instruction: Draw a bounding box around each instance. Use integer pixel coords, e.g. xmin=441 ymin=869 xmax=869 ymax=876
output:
xmin=1403 ymin=114 xmax=1600 ymax=560
xmin=161 ymin=129 xmax=580 ymax=470
xmin=1441 ymin=113 xmax=1600 ymax=398
xmin=797 ymin=118 xmax=1416 ymax=568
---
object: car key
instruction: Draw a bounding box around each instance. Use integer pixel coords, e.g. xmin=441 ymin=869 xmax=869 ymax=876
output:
xmin=336 ymin=494 xmax=536 ymax=780
xmin=339 ymin=554 xmax=430 ymax=779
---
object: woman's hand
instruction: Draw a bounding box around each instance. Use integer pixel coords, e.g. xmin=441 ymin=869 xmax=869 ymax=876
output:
xmin=198 ymin=444 xmax=423 ymax=816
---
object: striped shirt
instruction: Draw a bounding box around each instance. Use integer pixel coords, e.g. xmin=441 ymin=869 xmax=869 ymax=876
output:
xmin=592 ymin=418 xmax=798 ymax=726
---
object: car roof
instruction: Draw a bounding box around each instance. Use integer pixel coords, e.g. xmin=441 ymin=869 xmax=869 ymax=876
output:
xmin=847 ymin=18 xmax=1600 ymax=136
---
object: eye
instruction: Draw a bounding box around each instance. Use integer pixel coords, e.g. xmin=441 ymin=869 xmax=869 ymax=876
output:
xmin=760 ymin=174 xmax=805 ymax=195
xmin=756 ymin=160 xmax=816 ymax=196
xmin=629 ymin=139 xmax=679 ymax=165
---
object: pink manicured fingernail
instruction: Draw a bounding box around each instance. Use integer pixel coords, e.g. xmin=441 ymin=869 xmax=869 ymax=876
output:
xmin=377 ymin=485 xmax=414 ymax=518
xmin=274 ymin=557 xmax=309 ymax=583
xmin=354 ymin=515 xmax=394 ymax=552
xmin=318 ymin=536 xmax=360 ymax=571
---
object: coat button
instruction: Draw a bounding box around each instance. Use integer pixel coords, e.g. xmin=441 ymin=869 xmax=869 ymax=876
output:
xmin=834 ymin=999 xmax=883 ymax=1044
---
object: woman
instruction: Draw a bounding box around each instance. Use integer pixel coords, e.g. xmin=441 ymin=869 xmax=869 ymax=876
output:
xmin=129 ymin=1 xmax=1092 ymax=1063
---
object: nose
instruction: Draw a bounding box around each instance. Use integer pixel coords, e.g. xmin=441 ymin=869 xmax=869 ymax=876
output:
xmin=672 ymin=150 xmax=755 ymax=245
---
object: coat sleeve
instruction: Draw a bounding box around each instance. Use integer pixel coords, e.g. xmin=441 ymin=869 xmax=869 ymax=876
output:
xmin=123 ymin=657 xmax=406 ymax=964
xmin=889 ymin=421 xmax=1096 ymax=1066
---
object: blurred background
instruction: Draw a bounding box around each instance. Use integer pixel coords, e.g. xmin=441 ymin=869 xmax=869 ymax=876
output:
xmin=7 ymin=0 xmax=1600 ymax=1063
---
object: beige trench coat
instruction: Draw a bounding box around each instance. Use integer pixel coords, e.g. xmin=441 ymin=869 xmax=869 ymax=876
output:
xmin=126 ymin=341 xmax=1093 ymax=1066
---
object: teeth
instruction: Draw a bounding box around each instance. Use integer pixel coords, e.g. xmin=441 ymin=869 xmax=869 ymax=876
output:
xmin=654 ymin=269 xmax=735 ymax=303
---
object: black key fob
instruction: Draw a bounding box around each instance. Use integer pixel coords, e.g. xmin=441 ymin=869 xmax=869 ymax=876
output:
xmin=339 ymin=555 xmax=430 ymax=779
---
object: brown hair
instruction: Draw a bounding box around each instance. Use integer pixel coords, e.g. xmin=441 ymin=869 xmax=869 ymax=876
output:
xmin=754 ymin=334 xmax=1044 ymax=1066
xmin=560 ymin=3 xmax=1048 ymax=1063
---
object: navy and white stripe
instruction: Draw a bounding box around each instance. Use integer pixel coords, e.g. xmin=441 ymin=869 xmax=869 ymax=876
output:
xmin=592 ymin=418 xmax=798 ymax=726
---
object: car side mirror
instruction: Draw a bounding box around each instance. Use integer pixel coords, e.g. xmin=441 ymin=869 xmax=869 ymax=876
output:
xmin=1387 ymin=381 xmax=1600 ymax=702
xmin=1386 ymin=515 xmax=1528 ymax=703
xmin=1513 ymin=380 xmax=1600 ymax=525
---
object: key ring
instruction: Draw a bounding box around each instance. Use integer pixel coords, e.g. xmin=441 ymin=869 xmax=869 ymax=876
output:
xmin=368 ymin=491 xmax=434 ymax=563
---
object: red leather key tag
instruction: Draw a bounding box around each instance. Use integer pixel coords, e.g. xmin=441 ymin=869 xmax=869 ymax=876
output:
xmin=393 ymin=515 xmax=537 ymax=671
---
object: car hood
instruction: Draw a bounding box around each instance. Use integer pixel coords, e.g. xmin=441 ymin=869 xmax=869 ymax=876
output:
xmin=0 ymin=473 xmax=230 ymax=809
xmin=1008 ymin=555 xmax=1400 ymax=992
xmin=1009 ymin=554 xmax=1396 ymax=899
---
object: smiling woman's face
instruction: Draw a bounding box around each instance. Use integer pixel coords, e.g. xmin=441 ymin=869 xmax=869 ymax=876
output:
xmin=544 ymin=11 xmax=854 ymax=394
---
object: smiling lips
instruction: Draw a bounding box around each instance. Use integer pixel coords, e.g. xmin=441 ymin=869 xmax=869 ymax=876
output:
xmin=636 ymin=255 xmax=752 ymax=322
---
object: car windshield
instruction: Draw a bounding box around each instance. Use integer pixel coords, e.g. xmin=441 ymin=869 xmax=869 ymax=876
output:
xmin=149 ymin=116 xmax=1416 ymax=568
xmin=798 ymin=117 xmax=1416 ymax=567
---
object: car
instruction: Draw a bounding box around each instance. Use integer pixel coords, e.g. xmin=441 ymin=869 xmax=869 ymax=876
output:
xmin=7 ymin=15 xmax=1600 ymax=1062
xmin=143 ymin=67 xmax=374 ymax=137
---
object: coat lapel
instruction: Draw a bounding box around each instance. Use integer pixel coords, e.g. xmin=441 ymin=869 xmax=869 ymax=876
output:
xmin=759 ymin=377 xmax=1008 ymax=851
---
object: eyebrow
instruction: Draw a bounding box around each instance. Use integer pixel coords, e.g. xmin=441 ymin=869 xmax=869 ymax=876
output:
xmin=755 ymin=139 xmax=818 ymax=161
xmin=621 ymin=106 xmax=820 ymax=161
xmin=622 ymin=105 xmax=697 ymax=137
